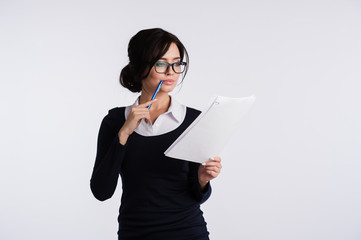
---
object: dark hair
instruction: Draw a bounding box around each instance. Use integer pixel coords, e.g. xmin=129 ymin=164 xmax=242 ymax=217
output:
xmin=119 ymin=28 xmax=189 ymax=92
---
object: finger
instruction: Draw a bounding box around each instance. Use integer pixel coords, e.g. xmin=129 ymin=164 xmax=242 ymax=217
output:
xmin=201 ymin=163 xmax=222 ymax=171
xmin=131 ymin=108 xmax=150 ymax=115
xmin=143 ymin=114 xmax=151 ymax=123
xmin=208 ymin=156 xmax=221 ymax=162
xmin=205 ymin=160 xmax=221 ymax=165
xmin=203 ymin=163 xmax=222 ymax=171
xmin=203 ymin=161 xmax=221 ymax=167
xmin=205 ymin=166 xmax=217 ymax=172
xmin=213 ymin=156 xmax=221 ymax=161
xmin=205 ymin=166 xmax=221 ymax=173
xmin=129 ymin=108 xmax=149 ymax=119
xmin=206 ymin=170 xmax=219 ymax=178
xmin=138 ymin=99 xmax=158 ymax=108
xmin=132 ymin=106 xmax=151 ymax=111
xmin=134 ymin=110 xmax=150 ymax=118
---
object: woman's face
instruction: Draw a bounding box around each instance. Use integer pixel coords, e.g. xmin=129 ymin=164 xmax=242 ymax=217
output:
xmin=142 ymin=42 xmax=181 ymax=95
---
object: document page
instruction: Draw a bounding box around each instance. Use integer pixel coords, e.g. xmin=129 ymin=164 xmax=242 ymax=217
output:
xmin=164 ymin=95 xmax=256 ymax=163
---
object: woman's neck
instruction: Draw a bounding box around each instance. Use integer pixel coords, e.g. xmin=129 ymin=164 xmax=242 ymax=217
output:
xmin=139 ymin=92 xmax=171 ymax=112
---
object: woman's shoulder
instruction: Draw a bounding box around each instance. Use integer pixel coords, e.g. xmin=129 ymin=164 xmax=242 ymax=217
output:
xmin=101 ymin=107 xmax=126 ymax=127
xmin=107 ymin=106 xmax=126 ymax=116
xmin=185 ymin=106 xmax=201 ymax=113
xmin=101 ymin=106 xmax=125 ymax=118
xmin=185 ymin=106 xmax=202 ymax=119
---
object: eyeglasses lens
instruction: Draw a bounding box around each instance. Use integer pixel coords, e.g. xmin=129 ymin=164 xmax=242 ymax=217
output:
xmin=155 ymin=62 xmax=185 ymax=73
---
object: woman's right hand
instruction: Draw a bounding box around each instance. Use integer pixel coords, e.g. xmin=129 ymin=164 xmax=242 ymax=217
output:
xmin=118 ymin=99 xmax=157 ymax=145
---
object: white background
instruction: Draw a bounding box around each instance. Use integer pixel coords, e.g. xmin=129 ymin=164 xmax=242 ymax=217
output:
xmin=1 ymin=0 xmax=361 ymax=239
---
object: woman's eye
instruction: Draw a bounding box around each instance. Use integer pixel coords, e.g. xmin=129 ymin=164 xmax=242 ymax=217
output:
xmin=173 ymin=62 xmax=181 ymax=66
xmin=155 ymin=62 xmax=167 ymax=67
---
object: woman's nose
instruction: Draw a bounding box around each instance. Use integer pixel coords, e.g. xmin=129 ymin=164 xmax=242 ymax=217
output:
xmin=165 ymin=66 xmax=175 ymax=75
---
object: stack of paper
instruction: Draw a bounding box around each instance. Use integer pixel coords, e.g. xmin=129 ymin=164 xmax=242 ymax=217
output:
xmin=164 ymin=95 xmax=256 ymax=163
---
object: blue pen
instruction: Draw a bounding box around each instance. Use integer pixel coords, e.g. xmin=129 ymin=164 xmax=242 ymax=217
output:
xmin=147 ymin=81 xmax=163 ymax=109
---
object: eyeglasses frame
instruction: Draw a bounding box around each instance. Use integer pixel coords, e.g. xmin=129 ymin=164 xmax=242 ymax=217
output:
xmin=153 ymin=61 xmax=187 ymax=74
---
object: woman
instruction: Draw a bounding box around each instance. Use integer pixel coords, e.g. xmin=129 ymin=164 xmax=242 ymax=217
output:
xmin=90 ymin=28 xmax=222 ymax=240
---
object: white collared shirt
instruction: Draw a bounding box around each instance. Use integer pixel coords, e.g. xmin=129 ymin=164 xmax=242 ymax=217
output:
xmin=124 ymin=96 xmax=186 ymax=136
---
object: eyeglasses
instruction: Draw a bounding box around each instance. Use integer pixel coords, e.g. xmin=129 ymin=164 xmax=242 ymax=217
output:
xmin=154 ymin=61 xmax=187 ymax=74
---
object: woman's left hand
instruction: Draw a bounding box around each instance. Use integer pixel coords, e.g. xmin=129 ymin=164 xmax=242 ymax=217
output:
xmin=198 ymin=156 xmax=222 ymax=189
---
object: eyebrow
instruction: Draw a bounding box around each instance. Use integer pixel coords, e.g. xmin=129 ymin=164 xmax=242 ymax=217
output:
xmin=159 ymin=57 xmax=181 ymax=61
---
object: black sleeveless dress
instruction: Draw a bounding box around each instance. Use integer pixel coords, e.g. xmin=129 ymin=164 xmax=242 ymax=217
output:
xmin=91 ymin=107 xmax=211 ymax=240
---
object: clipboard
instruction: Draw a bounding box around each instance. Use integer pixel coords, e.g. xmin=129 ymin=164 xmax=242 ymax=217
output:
xmin=164 ymin=95 xmax=256 ymax=163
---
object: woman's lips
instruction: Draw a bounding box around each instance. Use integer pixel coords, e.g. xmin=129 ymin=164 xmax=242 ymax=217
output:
xmin=162 ymin=80 xmax=174 ymax=85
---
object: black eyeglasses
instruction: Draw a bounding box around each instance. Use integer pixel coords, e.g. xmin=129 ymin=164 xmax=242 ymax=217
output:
xmin=154 ymin=61 xmax=187 ymax=74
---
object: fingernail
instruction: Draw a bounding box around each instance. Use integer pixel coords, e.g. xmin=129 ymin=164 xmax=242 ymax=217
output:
xmin=210 ymin=157 xmax=215 ymax=160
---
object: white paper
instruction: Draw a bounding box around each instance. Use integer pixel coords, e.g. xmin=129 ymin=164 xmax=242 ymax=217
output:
xmin=164 ymin=95 xmax=256 ymax=163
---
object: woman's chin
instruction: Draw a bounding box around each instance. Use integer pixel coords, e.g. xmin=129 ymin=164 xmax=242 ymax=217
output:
xmin=161 ymin=85 xmax=176 ymax=93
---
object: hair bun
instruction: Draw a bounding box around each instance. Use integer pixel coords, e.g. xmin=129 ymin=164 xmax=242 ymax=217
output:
xmin=120 ymin=64 xmax=141 ymax=92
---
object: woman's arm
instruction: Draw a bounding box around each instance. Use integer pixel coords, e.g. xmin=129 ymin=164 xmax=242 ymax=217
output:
xmin=198 ymin=156 xmax=222 ymax=188
xmin=90 ymin=100 xmax=157 ymax=201
xmin=189 ymin=162 xmax=212 ymax=204
xmin=188 ymin=157 xmax=222 ymax=204
xmin=90 ymin=112 xmax=127 ymax=201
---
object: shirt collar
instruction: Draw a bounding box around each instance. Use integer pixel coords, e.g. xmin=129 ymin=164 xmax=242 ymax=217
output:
xmin=166 ymin=96 xmax=183 ymax=123
xmin=131 ymin=95 xmax=183 ymax=123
